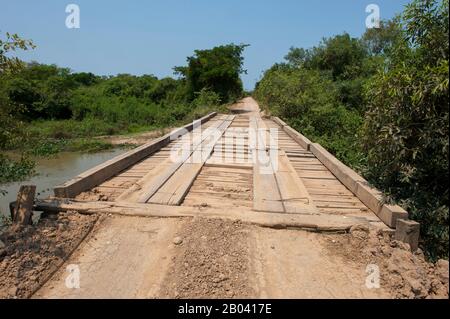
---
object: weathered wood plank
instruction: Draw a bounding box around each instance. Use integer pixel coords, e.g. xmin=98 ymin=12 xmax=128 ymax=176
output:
xmin=118 ymin=116 xmax=232 ymax=203
xmin=148 ymin=116 xmax=235 ymax=205
xmin=251 ymin=117 xmax=284 ymax=213
xmin=274 ymin=151 xmax=319 ymax=215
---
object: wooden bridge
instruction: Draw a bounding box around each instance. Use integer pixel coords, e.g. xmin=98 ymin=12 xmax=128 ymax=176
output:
xmin=35 ymin=98 xmax=413 ymax=235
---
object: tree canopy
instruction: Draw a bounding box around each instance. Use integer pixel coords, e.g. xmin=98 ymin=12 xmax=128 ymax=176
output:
xmin=174 ymin=43 xmax=248 ymax=102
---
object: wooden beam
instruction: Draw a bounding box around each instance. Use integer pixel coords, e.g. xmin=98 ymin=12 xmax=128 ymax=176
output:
xmin=272 ymin=116 xmax=287 ymax=128
xmin=309 ymin=142 xmax=410 ymax=229
xmin=53 ymin=112 xmax=217 ymax=198
xmin=309 ymin=143 xmax=366 ymax=194
xmin=271 ymin=117 xmax=311 ymax=150
xmin=283 ymin=126 xmax=312 ymax=151
xmin=13 ymin=185 xmax=36 ymax=225
xmin=274 ymin=150 xmax=319 ymax=215
xmin=34 ymin=198 xmax=370 ymax=232
xmin=251 ymin=117 xmax=284 ymax=213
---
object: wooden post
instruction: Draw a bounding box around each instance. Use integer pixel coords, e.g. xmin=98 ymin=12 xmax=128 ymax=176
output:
xmin=9 ymin=201 xmax=16 ymax=220
xmin=395 ymin=219 xmax=420 ymax=251
xmin=13 ymin=185 xmax=36 ymax=225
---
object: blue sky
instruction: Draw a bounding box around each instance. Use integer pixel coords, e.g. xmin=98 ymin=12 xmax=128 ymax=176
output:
xmin=1 ymin=0 xmax=410 ymax=90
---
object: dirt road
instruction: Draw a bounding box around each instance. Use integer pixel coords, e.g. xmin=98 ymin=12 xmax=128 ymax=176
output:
xmin=33 ymin=215 xmax=390 ymax=299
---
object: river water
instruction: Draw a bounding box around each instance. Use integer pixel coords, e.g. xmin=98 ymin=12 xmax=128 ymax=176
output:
xmin=0 ymin=148 xmax=128 ymax=220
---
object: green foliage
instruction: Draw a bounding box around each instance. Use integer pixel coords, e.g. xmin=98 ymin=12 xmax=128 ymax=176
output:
xmin=364 ymin=0 xmax=449 ymax=260
xmin=174 ymin=44 xmax=248 ymax=102
xmin=309 ymin=33 xmax=367 ymax=80
xmin=0 ymin=154 xmax=35 ymax=184
xmin=362 ymin=19 xmax=402 ymax=56
xmin=255 ymin=65 xmax=365 ymax=168
xmin=0 ymin=43 xmax=243 ymax=185
xmin=255 ymin=0 xmax=449 ymax=259
xmin=0 ymin=31 xmax=35 ymax=74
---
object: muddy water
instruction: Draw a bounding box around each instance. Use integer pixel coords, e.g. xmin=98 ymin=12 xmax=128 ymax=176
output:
xmin=0 ymin=148 xmax=128 ymax=220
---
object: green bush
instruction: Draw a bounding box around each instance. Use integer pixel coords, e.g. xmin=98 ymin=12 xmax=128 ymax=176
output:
xmin=255 ymin=0 xmax=449 ymax=260
xmin=255 ymin=65 xmax=365 ymax=169
xmin=364 ymin=0 xmax=449 ymax=260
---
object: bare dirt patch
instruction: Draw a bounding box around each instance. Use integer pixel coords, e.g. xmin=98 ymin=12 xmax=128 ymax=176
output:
xmin=159 ymin=217 xmax=254 ymax=299
xmin=0 ymin=211 xmax=98 ymax=299
xmin=322 ymin=225 xmax=449 ymax=299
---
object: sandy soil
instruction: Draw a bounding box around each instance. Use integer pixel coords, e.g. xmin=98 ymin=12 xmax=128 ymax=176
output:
xmin=159 ymin=217 xmax=254 ymax=299
xmin=18 ymin=215 xmax=448 ymax=299
xmin=323 ymin=225 xmax=449 ymax=299
xmin=0 ymin=211 xmax=98 ymax=298
xmin=34 ymin=215 xmax=182 ymax=298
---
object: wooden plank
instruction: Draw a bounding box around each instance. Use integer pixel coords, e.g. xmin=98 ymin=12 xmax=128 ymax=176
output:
xmin=148 ymin=116 xmax=235 ymax=205
xmin=274 ymin=151 xmax=319 ymax=215
xmin=117 ymin=116 xmax=229 ymax=203
xmin=54 ymin=112 xmax=217 ymax=198
xmin=251 ymin=117 xmax=284 ymax=213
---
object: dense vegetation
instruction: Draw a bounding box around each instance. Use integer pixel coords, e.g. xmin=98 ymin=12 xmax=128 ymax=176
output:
xmin=254 ymin=0 xmax=448 ymax=260
xmin=0 ymin=42 xmax=247 ymax=185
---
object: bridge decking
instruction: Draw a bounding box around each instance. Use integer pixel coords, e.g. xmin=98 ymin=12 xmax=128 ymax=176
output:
xmin=41 ymin=101 xmax=408 ymax=230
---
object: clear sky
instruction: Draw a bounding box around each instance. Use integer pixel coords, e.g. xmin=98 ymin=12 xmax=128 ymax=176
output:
xmin=1 ymin=0 xmax=410 ymax=90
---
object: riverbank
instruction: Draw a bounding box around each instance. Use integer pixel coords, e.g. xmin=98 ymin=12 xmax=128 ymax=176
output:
xmin=0 ymin=148 xmax=130 ymax=222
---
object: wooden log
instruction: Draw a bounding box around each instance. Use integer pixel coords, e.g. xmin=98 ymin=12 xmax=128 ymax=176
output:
xmin=33 ymin=198 xmax=368 ymax=232
xmin=395 ymin=219 xmax=420 ymax=251
xmin=13 ymin=185 xmax=36 ymax=225
xmin=53 ymin=112 xmax=217 ymax=198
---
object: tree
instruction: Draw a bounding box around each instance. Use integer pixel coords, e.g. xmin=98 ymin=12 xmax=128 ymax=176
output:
xmin=1 ymin=32 xmax=35 ymax=147
xmin=309 ymin=33 xmax=367 ymax=80
xmin=284 ymin=47 xmax=312 ymax=68
xmin=174 ymin=44 xmax=248 ymax=102
xmin=364 ymin=0 xmax=449 ymax=259
xmin=362 ymin=19 xmax=402 ymax=56
xmin=0 ymin=31 xmax=34 ymax=74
